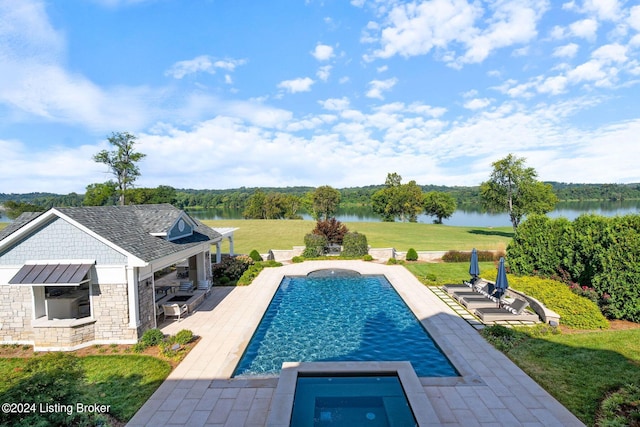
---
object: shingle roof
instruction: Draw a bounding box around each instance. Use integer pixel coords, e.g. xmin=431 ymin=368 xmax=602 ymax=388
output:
xmin=1 ymin=204 xmax=222 ymax=263
xmin=0 ymin=211 xmax=45 ymax=241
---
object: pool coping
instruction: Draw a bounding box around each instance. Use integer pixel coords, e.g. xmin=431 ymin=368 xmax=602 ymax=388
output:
xmin=267 ymin=361 xmax=435 ymax=426
xmin=128 ymin=260 xmax=585 ymax=426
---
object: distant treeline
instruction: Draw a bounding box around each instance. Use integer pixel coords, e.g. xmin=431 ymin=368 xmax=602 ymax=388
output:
xmin=2 ymin=182 xmax=640 ymax=216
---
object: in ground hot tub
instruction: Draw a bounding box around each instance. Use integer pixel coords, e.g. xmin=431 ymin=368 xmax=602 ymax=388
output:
xmin=292 ymin=375 xmax=416 ymax=426
xmin=267 ymin=362 xmax=434 ymax=426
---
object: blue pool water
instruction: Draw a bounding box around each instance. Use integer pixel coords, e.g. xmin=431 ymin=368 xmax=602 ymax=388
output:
xmin=233 ymin=273 xmax=458 ymax=377
xmin=291 ymin=376 xmax=417 ymax=426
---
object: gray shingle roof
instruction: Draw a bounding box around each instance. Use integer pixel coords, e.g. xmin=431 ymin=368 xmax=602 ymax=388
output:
xmin=1 ymin=204 xmax=222 ymax=263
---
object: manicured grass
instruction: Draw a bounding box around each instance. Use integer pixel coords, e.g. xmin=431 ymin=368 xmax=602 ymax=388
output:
xmin=0 ymin=354 xmax=171 ymax=425
xmin=204 ymin=219 xmax=513 ymax=254
xmin=502 ymin=329 xmax=640 ymax=426
xmin=0 ymin=222 xmax=7 ymax=231
xmin=405 ymin=261 xmax=497 ymax=285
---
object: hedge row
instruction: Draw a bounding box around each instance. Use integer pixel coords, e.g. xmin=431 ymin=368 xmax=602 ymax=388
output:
xmin=507 ymin=214 xmax=640 ymax=322
xmin=482 ymin=270 xmax=609 ymax=329
xmin=442 ymin=250 xmax=504 ymax=263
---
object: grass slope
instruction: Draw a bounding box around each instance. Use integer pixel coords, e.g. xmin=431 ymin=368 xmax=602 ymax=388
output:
xmin=204 ymin=219 xmax=513 ymax=254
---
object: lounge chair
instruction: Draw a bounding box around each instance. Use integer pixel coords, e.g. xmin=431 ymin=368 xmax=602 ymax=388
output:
xmin=452 ymin=282 xmax=495 ymax=302
xmin=442 ymin=283 xmax=473 ymax=294
xmin=474 ymin=298 xmax=540 ymax=323
xmin=179 ymin=281 xmax=194 ymax=292
xmin=163 ymin=303 xmax=188 ymax=321
xmin=460 ymin=294 xmax=500 ymax=309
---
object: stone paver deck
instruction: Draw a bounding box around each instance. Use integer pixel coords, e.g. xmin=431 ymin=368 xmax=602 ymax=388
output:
xmin=127 ymin=261 xmax=584 ymax=427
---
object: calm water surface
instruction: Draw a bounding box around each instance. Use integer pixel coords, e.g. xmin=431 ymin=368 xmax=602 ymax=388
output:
xmin=187 ymin=200 xmax=640 ymax=227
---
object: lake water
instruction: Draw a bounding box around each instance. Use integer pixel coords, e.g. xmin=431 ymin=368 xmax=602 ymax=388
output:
xmin=2 ymin=200 xmax=638 ymax=227
xmin=185 ymin=200 xmax=640 ymax=227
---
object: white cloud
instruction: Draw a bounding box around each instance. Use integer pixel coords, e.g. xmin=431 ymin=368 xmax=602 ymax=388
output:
xmin=165 ymin=56 xmax=246 ymax=79
xmin=581 ymin=0 xmax=622 ymax=21
xmin=629 ymin=6 xmax=640 ymax=31
xmin=553 ymin=43 xmax=580 ymax=58
xmin=319 ymin=97 xmax=350 ymax=111
xmin=311 ymin=44 xmax=335 ymax=61
xmin=537 ymin=75 xmax=569 ymax=94
xmin=365 ymin=78 xmax=398 ymax=99
xmin=592 ymin=43 xmax=627 ymax=63
xmin=316 ymin=65 xmax=332 ymax=82
xmin=377 ymin=65 xmax=388 ymax=73
xmin=569 ymin=19 xmax=599 ymax=40
xmin=277 ymin=77 xmax=315 ymax=93
xmin=463 ymin=98 xmax=492 ymax=110
xmin=365 ymin=0 xmax=548 ymax=67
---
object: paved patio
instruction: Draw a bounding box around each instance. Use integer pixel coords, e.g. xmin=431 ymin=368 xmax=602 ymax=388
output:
xmin=127 ymin=261 xmax=584 ymax=427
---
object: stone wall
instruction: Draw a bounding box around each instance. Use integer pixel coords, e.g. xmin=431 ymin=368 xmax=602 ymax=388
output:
xmin=33 ymin=322 xmax=96 ymax=350
xmin=137 ymin=278 xmax=156 ymax=335
xmin=0 ymin=285 xmax=34 ymax=343
xmin=91 ymin=283 xmax=137 ymax=342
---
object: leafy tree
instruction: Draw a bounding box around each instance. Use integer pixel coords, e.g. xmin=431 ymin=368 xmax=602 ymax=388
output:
xmin=480 ymin=154 xmax=557 ymax=230
xmin=93 ymin=131 xmax=146 ymax=205
xmin=312 ymin=218 xmax=349 ymax=245
xmin=312 ymin=185 xmax=341 ymax=220
xmin=371 ymin=173 xmax=424 ymax=222
xmin=423 ymin=191 xmax=457 ymax=224
xmin=3 ymin=201 xmax=45 ymax=219
xmin=83 ymin=181 xmax=118 ymax=206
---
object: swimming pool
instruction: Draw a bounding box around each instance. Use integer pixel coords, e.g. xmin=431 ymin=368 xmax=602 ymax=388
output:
xmin=233 ymin=271 xmax=458 ymax=377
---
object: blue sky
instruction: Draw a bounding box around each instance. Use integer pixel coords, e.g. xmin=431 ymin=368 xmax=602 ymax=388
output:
xmin=1 ymin=0 xmax=639 ymax=193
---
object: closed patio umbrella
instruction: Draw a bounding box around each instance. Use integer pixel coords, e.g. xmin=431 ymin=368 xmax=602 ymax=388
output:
xmin=469 ymin=248 xmax=480 ymax=283
xmin=495 ymin=257 xmax=509 ymax=305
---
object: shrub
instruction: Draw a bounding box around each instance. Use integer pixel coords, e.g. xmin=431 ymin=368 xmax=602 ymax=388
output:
xmin=237 ymin=260 xmax=283 ymax=286
xmin=248 ymin=249 xmax=263 ymax=262
xmin=303 ymin=233 xmax=328 ymax=257
xmin=406 ymin=248 xmax=418 ymax=261
xmin=507 ymin=214 xmax=640 ymax=321
xmin=483 ymin=272 xmax=609 ymax=329
xmin=174 ymin=329 xmax=194 ymax=345
xmin=212 ymin=255 xmax=254 ymax=281
xmin=140 ymin=328 xmax=165 ymax=347
xmin=442 ymin=250 xmax=502 ymax=263
xmin=363 ymin=254 xmax=373 ymax=261
xmin=597 ymin=383 xmax=640 ymax=427
xmin=292 ymin=256 xmax=304 ymax=263
xmin=341 ymin=232 xmax=368 ymax=257
xmin=387 ymin=258 xmax=397 ymax=265
xmin=312 ymin=218 xmax=348 ymax=245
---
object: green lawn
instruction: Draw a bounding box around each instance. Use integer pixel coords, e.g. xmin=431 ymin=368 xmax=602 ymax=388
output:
xmin=204 ymin=219 xmax=513 ymax=254
xmin=0 ymin=354 xmax=171 ymax=425
xmin=502 ymin=328 xmax=640 ymax=426
xmin=405 ymin=261 xmax=497 ymax=285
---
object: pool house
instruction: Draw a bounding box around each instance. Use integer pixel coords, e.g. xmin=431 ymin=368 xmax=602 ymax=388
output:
xmin=0 ymin=204 xmax=234 ymax=351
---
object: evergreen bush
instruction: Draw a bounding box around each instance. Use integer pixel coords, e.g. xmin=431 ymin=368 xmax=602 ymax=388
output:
xmin=248 ymin=249 xmax=263 ymax=262
xmin=406 ymin=248 xmax=418 ymax=261
xmin=507 ymin=213 xmax=640 ymax=321
xmin=341 ymin=232 xmax=368 ymax=257
xmin=303 ymin=233 xmax=328 ymax=257
xmin=140 ymin=328 xmax=165 ymax=347
xmin=174 ymin=329 xmax=194 ymax=345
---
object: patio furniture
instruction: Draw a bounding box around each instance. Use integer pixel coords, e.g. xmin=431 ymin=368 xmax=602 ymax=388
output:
xmin=163 ymin=303 xmax=188 ymax=321
xmin=179 ymin=281 xmax=194 ymax=292
xmin=156 ymin=303 xmax=165 ymax=321
xmin=452 ymin=282 xmax=495 ymax=302
xmin=474 ymin=298 xmax=540 ymax=323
